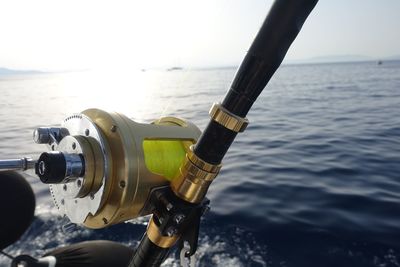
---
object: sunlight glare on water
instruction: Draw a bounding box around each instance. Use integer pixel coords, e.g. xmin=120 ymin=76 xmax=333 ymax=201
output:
xmin=53 ymin=69 xmax=163 ymax=120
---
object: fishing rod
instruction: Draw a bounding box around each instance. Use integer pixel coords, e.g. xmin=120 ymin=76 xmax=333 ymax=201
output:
xmin=129 ymin=1 xmax=319 ymax=265
xmin=0 ymin=0 xmax=318 ymax=266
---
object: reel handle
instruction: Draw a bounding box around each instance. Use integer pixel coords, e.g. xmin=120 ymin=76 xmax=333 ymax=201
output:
xmin=0 ymin=158 xmax=36 ymax=172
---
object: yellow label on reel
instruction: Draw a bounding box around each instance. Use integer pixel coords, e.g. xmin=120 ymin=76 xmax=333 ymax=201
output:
xmin=143 ymin=140 xmax=187 ymax=181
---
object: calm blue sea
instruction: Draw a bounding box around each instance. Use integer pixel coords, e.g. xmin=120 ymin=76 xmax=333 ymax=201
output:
xmin=0 ymin=61 xmax=399 ymax=267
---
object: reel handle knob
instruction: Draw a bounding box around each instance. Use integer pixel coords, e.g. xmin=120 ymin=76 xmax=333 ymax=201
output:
xmin=35 ymin=152 xmax=84 ymax=184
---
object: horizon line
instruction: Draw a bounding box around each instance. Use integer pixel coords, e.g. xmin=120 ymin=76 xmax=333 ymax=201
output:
xmin=1 ymin=57 xmax=399 ymax=74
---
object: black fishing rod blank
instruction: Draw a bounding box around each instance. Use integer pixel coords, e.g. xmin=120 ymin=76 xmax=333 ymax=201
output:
xmin=195 ymin=0 xmax=319 ymax=165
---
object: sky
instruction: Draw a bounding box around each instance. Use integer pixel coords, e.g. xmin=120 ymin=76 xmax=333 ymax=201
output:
xmin=0 ymin=0 xmax=399 ymax=71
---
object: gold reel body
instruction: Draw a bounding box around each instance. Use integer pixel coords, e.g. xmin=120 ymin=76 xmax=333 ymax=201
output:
xmin=50 ymin=109 xmax=201 ymax=229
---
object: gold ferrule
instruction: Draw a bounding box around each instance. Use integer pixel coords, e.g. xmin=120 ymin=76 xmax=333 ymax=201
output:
xmin=187 ymin=145 xmax=221 ymax=173
xmin=171 ymin=147 xmax=221 ymax=204
xmin=146 ymin=216 xmax=179 ymax=248
xmin=209 ymin=102 xmax=249 ymax=132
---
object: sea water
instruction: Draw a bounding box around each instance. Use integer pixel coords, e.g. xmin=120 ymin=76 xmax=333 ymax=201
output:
xmin=0 ymin=61 xmax=399 ymax=267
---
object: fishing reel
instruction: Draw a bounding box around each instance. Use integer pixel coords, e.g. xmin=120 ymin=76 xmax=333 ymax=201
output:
xmin=15 ymin=109 xmax=201 ymax=228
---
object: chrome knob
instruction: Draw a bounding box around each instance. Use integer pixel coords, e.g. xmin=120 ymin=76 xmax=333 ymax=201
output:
xmin=33 ymin=127 xmax=69 ymax=144
xmin=33 ymin=127 xmax=51 ymax=144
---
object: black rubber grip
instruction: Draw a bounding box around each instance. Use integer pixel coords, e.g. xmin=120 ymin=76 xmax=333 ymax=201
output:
xmin=128 ymin=234 xmax=170 ymax=267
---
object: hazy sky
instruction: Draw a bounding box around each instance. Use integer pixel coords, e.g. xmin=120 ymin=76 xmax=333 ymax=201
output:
xmin=0 ymin=0 xmax=399 ymax=71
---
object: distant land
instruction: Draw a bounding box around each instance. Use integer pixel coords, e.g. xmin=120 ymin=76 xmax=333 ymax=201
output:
xmin=385 ymin=55 xmax=400 ymax=61
xmin=0 ymin=67 xmax=44 ymax=75
xmin=284 ymin=54 xmax=400 ymax=65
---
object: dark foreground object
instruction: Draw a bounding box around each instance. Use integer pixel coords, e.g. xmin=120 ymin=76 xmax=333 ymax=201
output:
xmin=0 ymin=171 xmax=36 ymax=250
xmin=44 ymin=240 xmax=134 ymax=267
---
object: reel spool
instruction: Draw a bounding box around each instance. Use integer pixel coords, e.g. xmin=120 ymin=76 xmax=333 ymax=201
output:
xmin=34 ymin=109 xmax=201 ymax=229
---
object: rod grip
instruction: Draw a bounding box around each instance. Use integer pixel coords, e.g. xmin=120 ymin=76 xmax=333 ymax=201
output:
xmin=128 ymin=234 xmax=170 ymax=267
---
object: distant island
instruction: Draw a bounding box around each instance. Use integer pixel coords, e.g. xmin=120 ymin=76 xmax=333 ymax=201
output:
xmin=166 ymin=67 xmax=183 ymax=71
xmin=0 ymin=67 xmax=44 ymax=76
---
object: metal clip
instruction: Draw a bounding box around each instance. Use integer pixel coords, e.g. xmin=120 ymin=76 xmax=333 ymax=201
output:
xmin=180 ymin=242 xmax=196 ymax=267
